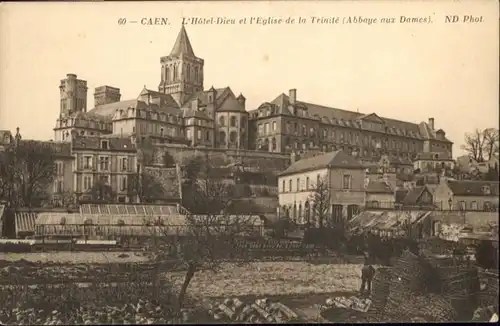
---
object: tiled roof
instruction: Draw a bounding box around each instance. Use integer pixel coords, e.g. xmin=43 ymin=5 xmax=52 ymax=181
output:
xmin=397 ymin=173 xmax=414 ymax=182
xmin=138 ymin=88 xmax=180 ymax=109
xmin=366 ymin=181 xmax=393 ymax=194
xmin=447 ymin=180 xmax=499 ymax=196
xmin=279 ymin=150 xmax=365 ymax=176
xmin=418 ymin=122 xmax=453 ymax=143
xmin=71 ymin=135 xmax=136 ymax=151
xmin=169 ymin=25 xmax=196 ymax=57
xmin=88 ymin=99 xmax=142 ymax=118
xmin=402 ymin=186 xmax=427 ymax=205
xmin=70 ymin=110 xmax=113 ymax=122
xmin=182 ymin=87 xmax=232 ymax=108
xmin=350 ymin=210 xmax=431 ymax=231
xmin=17 ymin=140 xmax=72 ymax=157
xmin=79 ymin=204 xmax=180 ymax=215
xmin=15 ymin=212 xmax=38 ymax=234
xmin=395 ymin=189 xmax=409 ymax=203
xmin=270 ymin=93 xmax=427 ymax=137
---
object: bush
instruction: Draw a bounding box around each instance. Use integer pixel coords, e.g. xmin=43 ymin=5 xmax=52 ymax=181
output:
xmin=475 ymin=240 xmax=497 ymax=270
xmin=303 ymin=227 xmax=345 ymax=250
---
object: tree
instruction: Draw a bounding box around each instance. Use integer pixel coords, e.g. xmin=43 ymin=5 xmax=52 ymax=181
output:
xmin=87 ymin=178 xmax=115 ymax=203
xmin=0 ymin=140 xmax=56 ymax=208
xmin=153 ymin=154 xmax=255 ymax=314
xmin=163 ymin=151 xmax=176 ymax=168
xmin=128 ymin=171 xmax=167 ymax=203
xmin=461 ymin=128 xmax=499 ymax=162
xmin=181 ymin=154 xmax=235 ymax=214
xmin=307 ymin=176 xmax=330 ymax=228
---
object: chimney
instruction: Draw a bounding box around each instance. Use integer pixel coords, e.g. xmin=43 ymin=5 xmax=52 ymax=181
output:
xmin=237 ymin=93 xmax=246 ymax=108
xmin=94 ymin=86 xmax=121 ymax=107
xmin=428 ymin=117 xmax=435 ymax=130
xmin=289 ymin=89 xmax=297 ymax=104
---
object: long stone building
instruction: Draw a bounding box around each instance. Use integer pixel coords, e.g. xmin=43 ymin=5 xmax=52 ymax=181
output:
xmin=247 ymin=89 xmax=453 ymax=162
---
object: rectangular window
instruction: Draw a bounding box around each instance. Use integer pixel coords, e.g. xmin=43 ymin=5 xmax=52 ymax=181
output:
xmin=121 ymin=176 xmax=128 ymax=191
xmin=272 ymin=121 xmax=277 ymax=131
xmin=282 ymin=180 xmax=286 ymax=192
xmin=264 ymin=123 xmax=269 ymax=134
xmin=288 ymin=179 xmax=292 ymax=192
xmin=101 ymin=140 xmax=108 ymax=150
xmin=306 ymin=177 xmax=309 ymax=189
xmin=121 ymin=157 xmax=128 ymax=171
xmin=197 ymin=130 xmax=202 ymax=140
xmin=187 ymin=129 xmax=192 ymax=140
xmin=99 ymin=157 xmax=109 ymax=171
xmin=258 ymin=124 xmax=263 ymax=135
xmin=83 ymin=176 xmax=92 ymax=191
xmin=342 ymin=175 xmax=352 ymax=189
xmin=296 ymin=178 xmax=300 ymax=191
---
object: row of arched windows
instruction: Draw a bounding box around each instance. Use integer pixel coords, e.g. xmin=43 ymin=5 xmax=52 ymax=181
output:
xmin=162 ymin=64 xmax=201 ymax=83
xmin=218 ymin=131 xmax=239 ymax=146
xmin=219 ymin=116 xmax=247 ymax=127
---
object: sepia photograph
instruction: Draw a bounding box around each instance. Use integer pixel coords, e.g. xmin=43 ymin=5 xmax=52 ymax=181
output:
xmin=0 ymin=0 xmax=498 ymax=324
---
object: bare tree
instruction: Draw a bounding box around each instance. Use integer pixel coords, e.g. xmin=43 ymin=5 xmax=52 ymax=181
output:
xmin=0 ymin=140 xmax=56 ymax=208
xmin=307 ymin=176 xmax=331 ymax=228
xmin=483 ymin=128 xmax=499 ymax=161
xmin=153 ymin=154 xmax=255 ymax=313
xmin=461 ymin=128 xmax=499 ymax=162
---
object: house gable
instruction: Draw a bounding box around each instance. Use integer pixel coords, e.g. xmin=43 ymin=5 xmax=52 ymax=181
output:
xmin=359 ymin=113 xmax=385 ymax=124
xmin=217 ymin=92 xmax=245 ymax=112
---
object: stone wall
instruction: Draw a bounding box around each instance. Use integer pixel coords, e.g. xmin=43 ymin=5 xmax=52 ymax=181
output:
xmin=147 ymin=144 xmax=291 ymax=173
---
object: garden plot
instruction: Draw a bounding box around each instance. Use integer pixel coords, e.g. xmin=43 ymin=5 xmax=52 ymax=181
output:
xmin=0 ymin=252 xmax=149 ymax=264
xmin=164 ymin=261 xmax=370 ymax=298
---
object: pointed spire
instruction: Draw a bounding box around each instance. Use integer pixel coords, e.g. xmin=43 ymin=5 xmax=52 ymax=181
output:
xmin=170 ymin=25 xmax=195 ymax=57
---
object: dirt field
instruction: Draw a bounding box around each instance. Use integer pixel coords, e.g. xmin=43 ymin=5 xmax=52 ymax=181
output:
xmin=164 ymin=261 xmax=371 ymax=298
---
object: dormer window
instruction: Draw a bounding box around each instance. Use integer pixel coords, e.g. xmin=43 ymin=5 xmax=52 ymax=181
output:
xmin=101 ymin=140 xmax=109 ymax=149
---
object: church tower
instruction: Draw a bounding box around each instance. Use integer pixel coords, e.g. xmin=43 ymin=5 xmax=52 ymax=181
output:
xmin=158 ymin=25 xmax=204 ymax=106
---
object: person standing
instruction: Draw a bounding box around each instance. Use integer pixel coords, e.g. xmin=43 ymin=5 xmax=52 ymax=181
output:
xmin=360 ymin=256 xmax=376 ymax=295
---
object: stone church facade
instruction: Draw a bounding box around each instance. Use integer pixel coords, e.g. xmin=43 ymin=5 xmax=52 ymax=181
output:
xmin=53 ymin=25 xmax=249 ymax=150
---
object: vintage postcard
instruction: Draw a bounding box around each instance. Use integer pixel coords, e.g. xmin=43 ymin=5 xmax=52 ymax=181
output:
xmin=0 ymin=0 xmax=498 ymax=324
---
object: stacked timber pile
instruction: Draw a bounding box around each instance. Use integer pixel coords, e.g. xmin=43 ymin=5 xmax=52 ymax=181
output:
xmin=205 ymin=297 xmax=300 ymax=323
xmin=371 ymin=249 xmax=489 ymax=322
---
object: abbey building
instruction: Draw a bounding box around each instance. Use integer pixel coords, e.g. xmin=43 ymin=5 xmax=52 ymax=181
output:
xmin=51 ymin=25 xmax=453 ymax=183
xmin=54 ymin=25 xmax=249 ymax=150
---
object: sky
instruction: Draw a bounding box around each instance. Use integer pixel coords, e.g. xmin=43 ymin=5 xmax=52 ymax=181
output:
xmin=0 ymin=1 xmax=498 ymax=157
